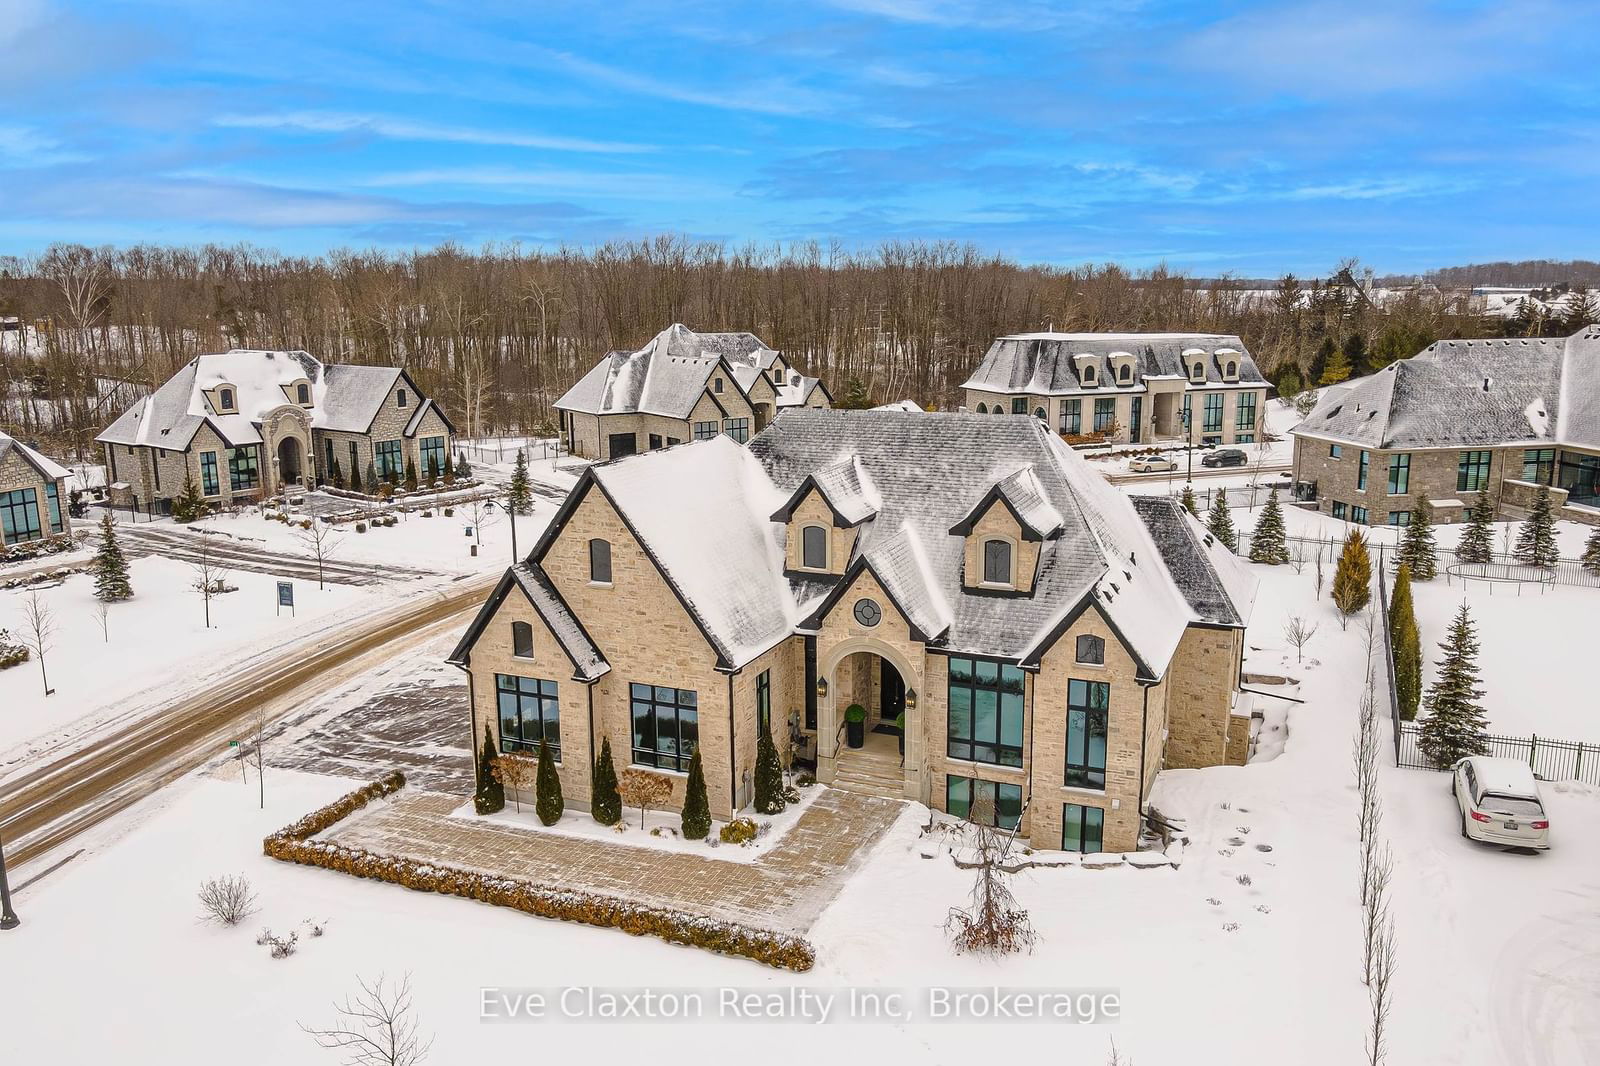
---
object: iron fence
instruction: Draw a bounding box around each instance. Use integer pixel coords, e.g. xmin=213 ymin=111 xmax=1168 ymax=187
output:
xmin=1376 ymin=565 xmax=1403 ymax=763
xmin=459 ymin=437 xmax=567 ymax=465
xmin=1231 ymin=531 xmax=1600 ymax=590
xmin=1396 ymin=723 xmax=1600 ymax=786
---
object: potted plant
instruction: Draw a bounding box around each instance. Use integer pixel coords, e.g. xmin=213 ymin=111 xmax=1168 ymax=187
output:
xmin=844 ymin=704 xmax=867 ymax=749
xmin=895 ymin=710 xmax=906 ymax=758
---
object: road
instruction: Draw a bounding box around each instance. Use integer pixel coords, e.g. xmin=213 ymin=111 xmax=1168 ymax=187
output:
xmin=1104 ymin=461 xmax=1291 ymax=485
xmin=118 ymin=524 xmax=438 ymax=586
xmin=0 ymin=574 xmax=496 ymax=871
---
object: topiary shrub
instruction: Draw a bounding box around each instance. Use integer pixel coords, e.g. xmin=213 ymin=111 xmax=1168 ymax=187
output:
xmin=591 ymin=737 xmax=621 ymax=826
xmin=681 ymin=748 xmax=710 ymax=840
xmin=355 ymin=522 xmax=367 ymax=533
xmin=535 ymin=737 xmax=563 ymax=826
xmin=475 ymin=724 xmax=504 ymax=815
xmin=753 ymin=729 xmax=786 ymax=814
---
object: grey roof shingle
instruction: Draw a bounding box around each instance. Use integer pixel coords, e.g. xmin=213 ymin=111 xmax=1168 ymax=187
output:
xmin=553 ymin=324 xmax=775 ymax=419
xmin=0 ymin=429 xmax=70 ymax=481
xmin=1130 ymin=496 xmax=1257 ymax=627
xmin=510 ymin=564 xmax=610 ymax=682
xmin=962 ymin=332 xmax=1269 ymax=396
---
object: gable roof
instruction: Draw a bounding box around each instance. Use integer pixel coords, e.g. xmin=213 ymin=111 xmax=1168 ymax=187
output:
xmin=1129 ymin=496 xmax=1257 ymax=628
xmin=771 ymin=455 xmax=881 ymax=527
xmin=0 ymin=429 xmax=69 ymax=482
xmin=553 ymin=324 xmax=769 ymax=419
xmin=447 ymin=564 xmax=610 ymax=682
xmin=962 ymin=332 xmax=1268 ymax=396
xmin=948 ymin=464 xmax=1065 ymax=541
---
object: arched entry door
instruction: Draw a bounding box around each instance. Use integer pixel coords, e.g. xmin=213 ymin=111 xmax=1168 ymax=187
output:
xmin=818 ymin=639 xmax=922 ymax=799
xmin=276 ymin=435 xmax=304 ymax=488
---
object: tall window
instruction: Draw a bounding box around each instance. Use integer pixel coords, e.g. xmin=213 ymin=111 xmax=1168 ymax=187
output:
xmin=44 ymin=482 xmax=63 ymax=534
xmin=981 ymin=539 xmax=1012 ymax=584
xmin=420 ymin=436 xmax=447 ymax=479
xmin=756 ymin=669 xmax=771 ymax=738
xmin=296 ymin=383 xmax=310 ymax=405
xmin=1011 ymin=397 xmax=1027 ymax=415
xmin=1181 ymin=394 xmax=1192 ymax=433
xmin=1457 ymin=450 xmax=1492 ymax=492
xmin=228 ymin=446 xmax=259 ymax=491
xmin=589 ymin=538 xmax=612 ymax=583
xmin=1118 ymin=364 xmax=1132 ymax=384
xmin=713 ymin=377 xmax=723 ymax=394
xmin=497 ymin=675 xmax=560 ymax=757
xmin=1081 ymin=364 xmax=1096 ymax=385
xmin=946 ymin=777 xmax=1022 ymax=830
xmin=1387 ymin=453 xmax=1410 ymax=495
xmin=511 ymin=620 xmax=534 ymax=658
xmin=1062 ymin=803 xmax=1104 ymax=854
xmin=976 ymin=403 xmax=988 ymax=414
xmin=631 ymin=684 xmax=698 ymax=771
xmin=1203 ymin=393 xmax=1223 ymax=433
xmin=1522 ymin=448 xmax=1555 ymax=485
xmin=1065 ymin=679 xmax=1110 ymax=789
xmin=0 ymin=487 xmax=42 ymax=545
xmin=1351 ymin=505 xmax=1369 ymax=524
xmin=324 ymin=440 xmax=335 ymax=479
xmin=1236 ymin=393 xmax=1257 ymax=430
xmin=947 ymin=656 xmax=1025 ymax=767
xmin=1225 ymin=361 xmax=1237 ymax=378
xmin=1356 ymin=450 xmax=1370 ymax=491
xmin=1075 ymin=634 xmax=1104 ymax=665
xmin=1033 ymin=407 xmax=1047 ymax=421
xmin=1189 ymin=361 xmax=1205 ymax=383
xmin=348 ymin=441 xmax=359 ymax=483
xmin=693 ymin=420 xmax=718 ymax=440
xmin=723 ymin=417 xmax=749 ymax=444
xmin=1060 ymin=399 xmax=1081 ymax=435
xmin=801 ymin=525 xmax=827 ymax=569
xmin=218 ymin=387 xmax=234 ymax=411
xmin=374 ymin=439 xmax=403 ymax=480
xmin=1093 ymin=398 xmax=1116 ymax=432
xmin=396 ymin=389 xmax=408 ymax=408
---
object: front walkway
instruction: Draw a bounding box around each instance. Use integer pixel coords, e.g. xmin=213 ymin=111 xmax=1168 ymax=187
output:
xmin=324 ymin=786 xmax=905 ymax=933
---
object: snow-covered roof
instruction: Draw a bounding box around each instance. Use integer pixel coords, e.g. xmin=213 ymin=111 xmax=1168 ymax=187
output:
xmin=775 ymin=370 xmax=827 ymax=408
xmin=772 ymin=454 xmax=881 ymax=527
xmin=0 ymin=429 xmax=70 ymax=482
xmin=950 ymin=464 xmax=1065 ymax=541
xmin=1128 ymin=496 xmax=1257 ymax=627
xmin=875 ymin=399 xmax=924 ymax=413
xmin=554 ymin=324 xmax=772 ymax=419
xmin=1293 ymin=328 xmax=1600 ymax=449
xmin=962 ymin=332 xmax=1269 ymax=396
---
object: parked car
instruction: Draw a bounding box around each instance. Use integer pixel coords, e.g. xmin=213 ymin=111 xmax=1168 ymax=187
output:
xmin=1129 ymin=455 xmax=1178 ymax=473
xmin=1200 ymin=448 xmax=1247 ymax=468
xmin=1452 ymin=756 xmax=1550 ymax=850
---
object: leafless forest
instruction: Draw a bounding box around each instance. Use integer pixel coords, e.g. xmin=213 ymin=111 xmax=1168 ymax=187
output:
xmin=0 ymin=239 xmax=1586 ymax=458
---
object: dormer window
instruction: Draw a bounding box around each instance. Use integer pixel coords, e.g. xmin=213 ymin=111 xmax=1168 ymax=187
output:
xmin=217 ymin=387 xmax=235 ymax=412
xmin=296 ymin=383 xmax=311 ymax=405
xmin=1118 ymin=364 xmax=1132 ymax=384
xmin=1082 ymin=364 xmax=1096 ymax=385
xmin=1225 ymin=361 xmax=1237 ymax=379
xmin=1075 ymin=634 xmax=1105 ymax=665
xmin=397 ymin=389 xmax=408 ymax=408
xmin=1189 ymin=363 xmax=1205 ymax=384
xmin=981 ymin=538 xmax=1013 ymax=586
xmin=801 ymin=525 xmax=828 ymax=569
xmin=773 ymin=368 xmax=785 ymax=385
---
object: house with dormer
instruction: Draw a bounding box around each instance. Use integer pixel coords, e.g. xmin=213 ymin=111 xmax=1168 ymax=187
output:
xmin=963 ymin=332 xmax=1270 ymax=447
xmin=448 ymin=409 xmax=1257 ymax=856
xmin=95 ymin=349 xmax=453 ymax=512
xmin=554 ymin=324 xmax=830 ymax=461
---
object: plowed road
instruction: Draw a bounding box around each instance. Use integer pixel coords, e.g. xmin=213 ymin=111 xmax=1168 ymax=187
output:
xmin=0 ymin=574 xmax=496 ymax=872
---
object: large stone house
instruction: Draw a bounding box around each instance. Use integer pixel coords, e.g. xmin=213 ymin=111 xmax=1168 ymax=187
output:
xmin=554 ymin=324 xmax=830 ymax=461
xmin=0 ymin=429 xmax=71 ymax=547
xmin=96 ymin=349 xmax=454 ymax=512
xmin=962 ymin=332 xmax=1270 ymax=447
xmin=1290 ymin=328 xmax=1600 ymax=528
xmin=448 ymin=410 xmax=1258 ymax=855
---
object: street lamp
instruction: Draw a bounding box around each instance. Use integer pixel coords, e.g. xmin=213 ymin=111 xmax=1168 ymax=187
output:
xmin=0 ymin=828 xmax=20 ymax=930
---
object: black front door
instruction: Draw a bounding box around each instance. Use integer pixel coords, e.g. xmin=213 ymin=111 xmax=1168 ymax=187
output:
xmin=1130 ymin=396 xmax=1142 ymax=443
xmin=608 ymin=432 xmax=637 ymax=459
xmin=880 ymin=659 xmax=905 ymax=727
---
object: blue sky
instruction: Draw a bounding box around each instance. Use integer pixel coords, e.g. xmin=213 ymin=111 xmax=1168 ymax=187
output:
xmin=2 ymin=0 xmax=1596 ymax=274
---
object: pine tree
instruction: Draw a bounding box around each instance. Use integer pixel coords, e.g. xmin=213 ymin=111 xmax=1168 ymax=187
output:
xmin=838 ymin=377 xmax=872 ymax=410
xmin=474 ymin=723 xmax=504 ymax=815
xmin=171 ymin=473 xmax=206 ymax=523
xmin=443 ymin=452 xmax=455 ymax=481
xmin=1318 ymin=344 xmax=1352 ymax=386
xmin=1457 ymin=491 xmax=1495 ymax=563
xmin=92 ymin=511 xmax=133 ymax=602
xmin=1206 ymin=487 xmax=1237 ymax=552
xmin=1248 ymin=488 xmax=1290 ymax=564
xmin=1309 ymin=336 xmax=1336 ymax=384
xmin=1513 ymin=485 xmax=1559 ymax=568
xmin=753 ymin=728 xmax=786 ymax=814
xmin=508 ymin=451 xmax=533 ymax=515
xmin=349 ymin=460 xmax=362 ymax=493
xmin=1332 ymin=529 xmax=1372 ymax=620
xmin=457 ymin=453 xmax=473 ymax=480
xmin=1397 ymin=492 xmax=1438 ymax=580
xmin=1389 ymin=563 xmax=1423 ymax=721
xmin=1180 ymin=483 xmax=1198 ymax=517
xmin=365 ymin=461 xmax=379 ymax=493
xmin=427 ymin=453 xmax=441 ymax=483
xmin=1582 ymin=526 xmax=1600 ymax=576
xmin=1275 ymin=364 xmax=1304 ymax=399
xmin=590 ymin=737 xmax=621 ymax=826
xmin=330 ymin=456 xmax=344 ymax=490
xmin=534 ymin=736 xmax=563 ymax=826
xmin=403 ymin=457 xmax=418 ymax=492
xmin=681 ymin=748 xmax=710 ymax=840
xmin=1417 ymin=603 xmax=1491 ymax=766
xmin=1341 ymin=332 xmax=1370 ymax=378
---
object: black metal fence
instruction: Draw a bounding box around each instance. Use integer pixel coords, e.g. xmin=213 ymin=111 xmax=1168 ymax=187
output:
xmin=1396 ymin=723 xmax=1600 ymax=786
xmin=1232 ymin=531 xmax=1600 ymax=590
xmin=1376 ymin=565 xmax=1403 ymax=763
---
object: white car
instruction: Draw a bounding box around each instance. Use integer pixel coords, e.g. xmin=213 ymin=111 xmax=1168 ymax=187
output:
xmin=1128 ymin=455 xmax=1178 ymax=473
xmin=1452 ymin=756 xmax=1550 ymax=850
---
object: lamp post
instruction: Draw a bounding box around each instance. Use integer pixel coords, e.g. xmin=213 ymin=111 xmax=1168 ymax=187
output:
xmin=0 ymin=827 xmax=20 ymax=930
xmin=1183 ymin=403 xmax=1194 ymax=485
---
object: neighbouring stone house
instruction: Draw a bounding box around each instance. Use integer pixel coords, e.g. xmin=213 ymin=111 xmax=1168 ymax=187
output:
xmin=962 ymin=332 xmax=1271 ymax=447
xmin=1290 ymin=327 xmax=1600 ymax=528
xmin=95 ymin=349 xmax=454 ymax=512
xmin=448 ymin=410 xmax=1258 ymax=855
xmin=0 ymin=429 xmax=71 ymax=547
xmin=553 ymin=324 xmax=830 ymax=461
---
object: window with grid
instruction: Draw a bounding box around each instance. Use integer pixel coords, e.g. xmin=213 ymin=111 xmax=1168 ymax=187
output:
xmin=228 ymin=446 xmax=259 ymax=491
xmin=1065 ymin=679 xmax=1109 ymax=789
xmin=1060 ymin=399 xmax=1081 ymax=435
xmin=1011 ymin=397 xmax=1027 ymax=415
xmin=0 ymin=488 xmax=42 ymax=545
xmin=496 ymin=674 xmax=560 ymax=758
xmin=1387 ymin=453 xmax=1410 ymax=495
xmin=1351 ymin=505 xmax=1369 ymax=524
xmin=1522 ymin=448 xmax=1555 ymax=485
xmin=947 ymin=656 xmax=1024 ymax=767
xmin=1062 ymin=802 xmax=1104 ymax=854
xmin=1387 ymin=511 xmax=1411 ymax=526
xmin=1236 ymin=393 xmax=1257 ymax=429
xmin=1357 ymin=450 xmax=1369 ymax=491
xmin=1457 ymin=450 xmax=1491 ymax=492
xmin=693 ymin=421 xmax=718 ymax=440
xmin=1203 ymin=393 xmax=1223 ymax=433
xmin=44 ymin=482 xmax=63 ymax=534
xmin=1093 ymin=398 xmax=1116 ymax=432
xmin=374 ymin=439 xmax=403 ymax=479
xmin=420 ymin=436 xmax=446 ymax=479
xmin=756 ymin=669 xmax=771 ymax=738
xmin=723 ymin=417 xmax=749 ymax=443
xmin=946 ymin=776 xmax=1022 ymax=830
xmin=630 ymin=684 xmax=698 ymax=772
xmin=1332 ymin=501 xmax=1347 ymax=519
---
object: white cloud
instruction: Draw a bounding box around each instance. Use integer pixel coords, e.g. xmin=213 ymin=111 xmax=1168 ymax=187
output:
xmin=358 ymin=166 xmax=726 ymax=200
xmin=211 ymin=111 xmax=654 ymax=154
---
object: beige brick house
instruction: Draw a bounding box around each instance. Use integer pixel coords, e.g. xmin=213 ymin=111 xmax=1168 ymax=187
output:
xmin=95 ymin=349 xmax=453 ymax=512
xmin=449 ymin=409 xmax=1258 ymax=855
xmin=554 ymin=324 xmax=830 ymax=461
xmin=0 ymin=429 xmax=71 ymax=547
xmin=1290 ymin=328 xmax=1600 ymax=528
xmin=963 ymin=332 xmax=1270 ymax=447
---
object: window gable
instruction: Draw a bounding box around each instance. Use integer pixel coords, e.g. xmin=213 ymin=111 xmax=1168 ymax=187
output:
xmin=801 ymin=524 xmax=828 ymax=569
xmin=511 ymin=620 xmax=534 ymax=658
xmin=588 ymin=538 xmax=612 ymax=584
xmin=981 ymin=538 xmax=1012 ymax=585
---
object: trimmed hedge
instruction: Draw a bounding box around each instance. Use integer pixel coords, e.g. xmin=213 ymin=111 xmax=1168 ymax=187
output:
xmin=264 ymin=772 xmax=815 ymax=972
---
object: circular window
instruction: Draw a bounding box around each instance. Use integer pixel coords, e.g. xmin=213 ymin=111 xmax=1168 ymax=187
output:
xmin=853 ymin=598 xmax=882 ymax=628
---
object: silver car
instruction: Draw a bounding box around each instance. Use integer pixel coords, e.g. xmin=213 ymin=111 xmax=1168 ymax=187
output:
xmin=1452 ymin=756 xmax=1550 ymax=850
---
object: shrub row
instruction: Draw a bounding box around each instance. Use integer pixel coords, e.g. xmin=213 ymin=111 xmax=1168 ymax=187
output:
xmin=0 ymin=532 xmax=79 ymax=565
xmin=263 ymin=773 xmax=815 ymax=972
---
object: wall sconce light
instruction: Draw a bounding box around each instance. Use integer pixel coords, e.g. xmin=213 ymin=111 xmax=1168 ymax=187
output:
xmin=815 ymin=676 xmax=828 ymax=699
xmin=905 ymin=688 xmax=918 ymax=711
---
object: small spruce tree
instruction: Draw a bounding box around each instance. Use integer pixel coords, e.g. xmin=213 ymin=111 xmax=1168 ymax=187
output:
xmin=474 ymin=723 xmax=505 ymax=815
xmin=1397 ymin=492 xmax=1438 ymax=580
xmin=1248 ymin=488 xmax=1290 ymax=564
xmin=1206 ymin=487 xmax=1238 ymax=552
xmin=681 ymin=748 xmax=711 ymax=840
xmin=365 ymin=461 xmax=379 ymax=493
xmin=534 ymin=736 xmax=563 ymax=826
xmin=1318 ymin=343 xmax=1352 ymax=386
xmin=1457 ymin=491 xmax=1495 ymax=563
xmin=838 ymin=377 xmax=872 ymax=410
xmin=349 ymin=460 xmax=362 ymax=493
xmin=753 ymin=728 xmax=786 ymax=815
xmin=1332 ymin=529 xmax=1372 ymax=622
xmin=443 ymin=452 xmax=455 ymax=481
xmin=1582 ymin=525 xmax=1600 ymax=576
xmin=590 ymin=737 xmax=621 ymax=826
xmin=92 ymin=511 xmax=133 ymax=602
xmin=457 ymin=452 xmax=473 ymax=480
xmin=508 ymin=451 xmax=533 ymax=515
xmin=171 ymin=473 xmax=206 ymax=523
xmin=1180 ymin=483 xmax=1198 ymax=517
xmin=1417 ymin=602 xmax=1491 ymax=766
xmin=403 ymin=457 xmax=418 ymax=492
xmin=1389 ymin=563 xmax=1423 ymax=721
xmin=1513 ymin=484 xmax=1559 ymax=568
xmin=427 ymin=454 xmax=440 ymax=484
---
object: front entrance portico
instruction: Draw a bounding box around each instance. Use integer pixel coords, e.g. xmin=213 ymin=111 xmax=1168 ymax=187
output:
xmin=816 ymin=636 xmax=926 ymax=803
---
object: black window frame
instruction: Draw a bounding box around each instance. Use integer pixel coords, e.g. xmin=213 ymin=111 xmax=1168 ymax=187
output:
xmin=1203 ymin=393 xmax=1223 ymax=433
xmin=0 ymin=487 xmax=42 ymax=545
xmin=1357 ymin=449 xmax=1370 ymax=491
xmin=630 ymin=683 xmax=698 ymax=772
xmin=756 ymin=669 xmax=771 ymax=738
xmin=1093 ymin=397 xmax=1116 ymax=432
xmin=420 ymin=436 xmax=447 ymax=478
xmin=1065 ymin=678 xmax=1110 ymax=790
xmin=981 ymin=538 xmax=1012 ymax=584
xmin=200 ymin=450 xmax=220 ymax=496
xmin=228 ymin=445 xmax=259 ymax=492
xmin=1075 ymin=634 xmax=1105 ymax=665
xmin=801 ymin=524 xmax=828 ymax=569
xmin=296 ymin=382 xmax=310 ymax=405
xmin=1236 ymin=392 xmax=1257 ymax=430
xmin=946 ymin=775 xmax=1022 ymax=830
xmin=693 ymin=420 xmax=718 ymax=441
xmin=1060 ymin=398 xmax=1081 ymax=435
xmin=374 ymin=439 xmax=403 ymax=480
xmin=1387 ymin=453 xmax=1410 ymax=495
xmin=1062 ymin=802 xmax=1104 ymax=854
xmin=511 ymin=620 xmax=534 ymax=658
xmin=44 ymin=482 xmax=63 ymax=534
xmin=496 ymin=674 xmax=560 ymax=758
xmin=1457 ymin=450 xmax=1491 ymax=493
xmin=723 ymin=417 xmax=750 ymax=444
xmin=1522 ymin=447 xmax=1555 ymax=485
xmin=588 ymin=538 xmax=612 ymax=583
xmin=396 ymin=388 xmax=408 ymax=408
xmin=946 ymin=655 xmax=1025 ymax=768
xmin=218 ymin=387 xmax=234 ymax=411
xmin=1351 ymin=505 xmax=1369 ymax=524
xmin=1011 ymin=397 xmax=1027 ymax=415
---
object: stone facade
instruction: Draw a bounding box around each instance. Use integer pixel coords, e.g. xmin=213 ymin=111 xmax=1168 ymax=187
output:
xmin=0 ymin=447 xmax=70 ymax=545
xmin=562 ymin=380 xmax=758 ymax=461
xmin=782 ymin=487 xmax=859 ymax=574
xmin=1161 ymin=625 xmax=1247 ymax=770
xmin=959 ymin=498 xmax=1041 ymax=592
xmin=964 ymin=384 xmax=1266 ymax=447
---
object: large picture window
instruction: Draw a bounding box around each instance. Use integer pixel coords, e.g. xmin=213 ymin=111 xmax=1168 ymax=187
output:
xmin=946 ymin=776 xmax=1022 ymax=830
xmin=0 ymin=487 xmax=42 ymax=545
xmin=420 ymin=436 xmax=447 ymax=479
xmin=44 ymin=482 xmax=63 ymax=534
xmin=1093 ymin=398 xmax=1116 ymax=432
xmin=1060 ymin=399 xmax=1081 ymax=435
xmin=1522 ymin=448 xmax=1555 ymax=485
xmin=374 ymin=439 xmax=403 ymax=480
xmin=1203 ymin=393 xmax=1223 ymax=433
xmin=228 ymin=446 xmax=259 ymax=491
xmin=496 ymin=674 xmax=560 ymax=758
xmin=1387 ymin=453 xmax=1410 ymax=495
xmin=1457 ymin=450 xmax=1491 ymax=492
xmin=200 ymin=451 xmax=219 ymax=496
xmin=631 ymin=683 xmax=698 ymax=772
xmin=723 ymin=417 xmax=750 ymax=444
xmin=947 ymin=656 xmax=1024 ymax=767
xmin=1065 ymin=679 xmax=1110 ymax=789
xmin=693 ymin=421 xmax=718 ymax=441
xmin=1236 ymin=392 xmax=1257 ymax=430
xmin=1062 ymin=802 xmax=1104 ymax=854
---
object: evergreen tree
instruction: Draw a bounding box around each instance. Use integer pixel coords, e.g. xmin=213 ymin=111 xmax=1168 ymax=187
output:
xmin=590 ymin=737 xmax=621 ymax=826
xmin=753 ymin=728 xmax=786 ymax=814
xmin=508 ymin=451 xmax=533 ymax=515
xmin=1206 ymin=487 xmax=1237 ymax=552
xmin=349 ymin=460 xmax=362 ymax=493
xmin=1248 ymin=489 xmax=1290 ymax=564
xmin=171 ymin=473 xmax=206 ymax=523
xmin=474 ymin=723 xmax=504 ymax=815
xmin=1513 ymin=485 xmax=1559 ymax=568
xmin=1318 ymin=343 xmax=1352 ymax=386
xmin=427 ymin=453 xmax=441 ymax=483
xmin=1582 ymin=525 xmax=1600 ymax=576
xmin=330 ymin=456 xmax=344 ymax=490
xmin=457 ymin=452 xmax=473 ymax=480
xmin=443 ymin=452 xmax=455 ymax=481
xmin=1309 ymin=335 xmax=1336 ymax=384
xmin=1341 ymin=332 xmax=1371 ymax=378
xmin=1389 ymin=563 xmax=1423 ymax=721
xmin=92 ymin=511 xmax=133 ymax=602
xmin=1275 ymin=364 xmax=1304 ymax=399
xmin=1180 ymin=483 xmax=1198 ymax=517
xmin=681 ymin=748 xmax=711 ymax=840
xmin=404 ymin=457 xmax=418 ymax=492
xmin=837 ymin=377 xmax=871 ymax=410
xmin=1332 ymin=529 xmax=1372 ymax=619
xmin=385 ymin=461 xmax=400 ymax=487
xmin=1397 ymin=492 xmax=1438 ymax=580
xmin=1417 ymin=603 xmax=1491 ymax=766
xmin=365 ymin=461 xmax=379 ymax=492
xmin=1457 ymin=490 xmax=1495 ymax=563
xmin=534 ymin=736 xmax=563 ymax=826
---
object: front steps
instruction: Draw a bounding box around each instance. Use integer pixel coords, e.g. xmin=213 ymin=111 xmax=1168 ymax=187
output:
xmin=832 ymin=744 xmax=907 ymax=798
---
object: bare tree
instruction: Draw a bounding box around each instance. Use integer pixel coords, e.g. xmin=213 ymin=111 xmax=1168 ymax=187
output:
xmin=249 ymin=706 xmax=268 ymax=810
xmin=296 ymin=518 xmax=343 ymax=591
xmin=490 ymin=753 xmax=538 ymax=814
xmin=303 ymin=974 xmax=432 ymax=1066
xmin=1314 ymin=543 xmax=1326 ymax=600
xmin=1283 ymin=616 xmax=1319 ymax=664
xmin=458 ymin=492 xmax=498 ymax=549
xmin=945 ymin=795 xmax=1036 ymax=956
xmin=189 ymin=529 xmax=231 ymax=628
xmin=19 ymin=590 xmax=56 ymax=697
xmin=1365 ymin=907 xmax=1398 ymax=1066
xmin=1290 ymin=538 xmax=1307 ymax=575
xmin=197 ymin=874 xmax=258 ymax=926
xmin=93 ymin=599 xmax=111 ymax=643
xmin=618 ymin=768 xmax=673 ymax=830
